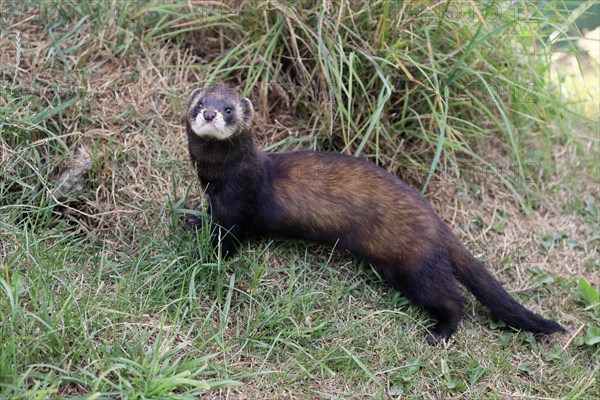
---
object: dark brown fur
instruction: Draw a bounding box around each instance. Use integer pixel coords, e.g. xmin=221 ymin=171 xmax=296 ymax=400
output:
xmin=185 ymin=85 xmax=565 ymax=342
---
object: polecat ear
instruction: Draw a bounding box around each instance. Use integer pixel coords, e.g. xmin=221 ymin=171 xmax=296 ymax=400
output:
xmin=187 ymin=88 xmax=203 ymax=110
xmin=240 ymin=97 xmax=254 ymax=124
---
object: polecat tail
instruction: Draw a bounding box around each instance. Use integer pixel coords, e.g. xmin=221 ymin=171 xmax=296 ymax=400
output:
xmin=449 ymin=242 xmax=565 ymax=334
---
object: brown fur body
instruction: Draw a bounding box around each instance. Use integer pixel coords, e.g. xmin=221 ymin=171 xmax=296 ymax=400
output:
xmin=185 ymin=85 xmax=565 ymax=342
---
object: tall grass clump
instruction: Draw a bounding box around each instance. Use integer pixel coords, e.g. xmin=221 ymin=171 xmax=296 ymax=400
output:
xmin=1 ymin=1 xmax=590 ymax=212
xmin=129 ymin=0 xmax=591 ymax=210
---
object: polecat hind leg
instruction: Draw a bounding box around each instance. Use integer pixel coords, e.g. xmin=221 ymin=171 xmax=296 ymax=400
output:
xmin=384 ymin=259 xmax=464 ymax=344
xmin=422 ymin=292 xmax=464 ymax=344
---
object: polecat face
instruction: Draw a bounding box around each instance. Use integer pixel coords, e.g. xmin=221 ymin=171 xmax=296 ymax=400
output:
xmin=186 ymin=85 xmax=254 ymax=140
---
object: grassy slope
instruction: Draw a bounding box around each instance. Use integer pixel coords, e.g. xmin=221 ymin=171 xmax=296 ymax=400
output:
xmin=0 ymin=1 xmax=598 ymax=399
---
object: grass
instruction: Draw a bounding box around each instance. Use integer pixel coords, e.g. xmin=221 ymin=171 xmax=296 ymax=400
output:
xmin=1 ymin=0 xmax=599 ymax=398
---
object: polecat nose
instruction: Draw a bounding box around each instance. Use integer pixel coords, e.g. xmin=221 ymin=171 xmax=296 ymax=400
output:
xmin=203 ymin=110 xmax=216 ymax=121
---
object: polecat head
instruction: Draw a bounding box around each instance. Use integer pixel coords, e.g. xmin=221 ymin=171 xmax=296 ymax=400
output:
xmin=186 ymin=85 xmax=254 ymax=140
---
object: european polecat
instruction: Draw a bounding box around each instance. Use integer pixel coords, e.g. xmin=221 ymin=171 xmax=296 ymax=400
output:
xmin=184 ymin=85 xmax=565 ymax=343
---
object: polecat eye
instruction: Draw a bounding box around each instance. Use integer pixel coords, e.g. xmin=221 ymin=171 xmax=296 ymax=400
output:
xmin=197 ymin=102 xmax=203 ymax=109
xmin=225 ymin=107 xmax=232 ymax=114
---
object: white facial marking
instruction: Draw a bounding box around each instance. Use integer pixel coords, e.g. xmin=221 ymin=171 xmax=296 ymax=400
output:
xmin=190 ymin=110 xmax=234 ymax=140
xmin=234 ymin=104 xmax=243 ymax=128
